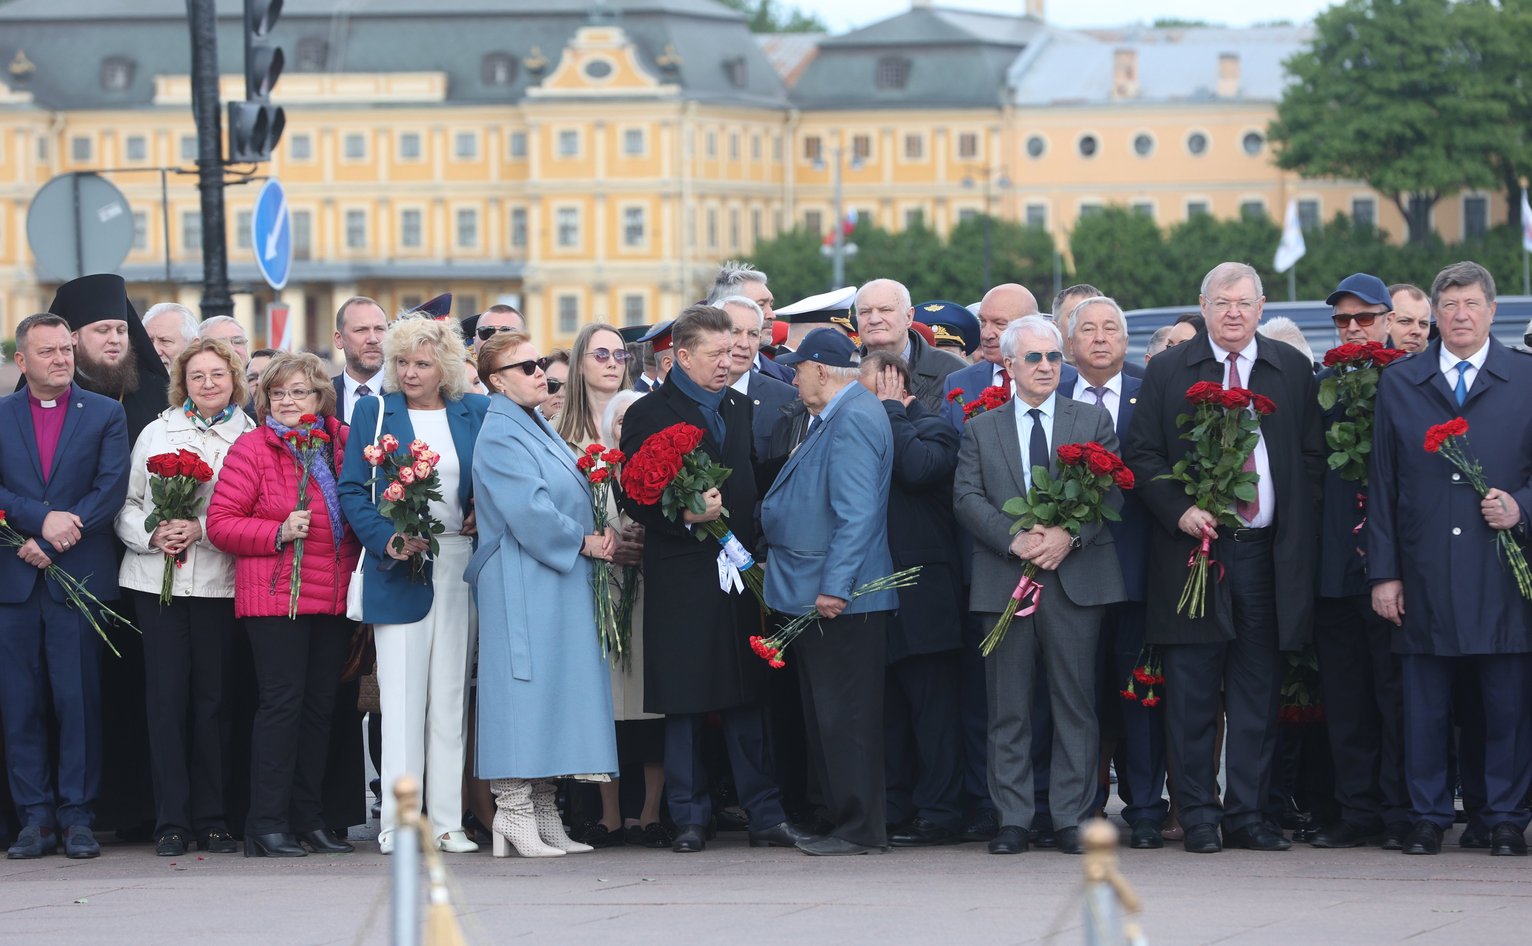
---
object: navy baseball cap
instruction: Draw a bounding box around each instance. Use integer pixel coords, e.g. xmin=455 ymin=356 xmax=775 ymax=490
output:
xmin=775 ymin=327 xmax=861 ymax=368
xmin=1325 ymin=273 xmax=1391 ymax=308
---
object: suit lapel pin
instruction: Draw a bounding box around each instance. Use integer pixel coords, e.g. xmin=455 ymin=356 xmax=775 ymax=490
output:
xmin=1129 ymin=397 xmax=1137 ymax=405
xmin=75 ymin=402 xmax=83 ymax=409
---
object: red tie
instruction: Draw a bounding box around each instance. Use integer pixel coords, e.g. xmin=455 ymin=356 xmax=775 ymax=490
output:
xmin=998 ymin=367 xmax=1011 ymax=389
xmin=1227 ymin=353 xmax=1260 ymax=524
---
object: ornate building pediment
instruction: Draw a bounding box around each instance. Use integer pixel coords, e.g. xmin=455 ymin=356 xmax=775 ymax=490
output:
xmin=527 ymin=26 xmax=677 ymax=100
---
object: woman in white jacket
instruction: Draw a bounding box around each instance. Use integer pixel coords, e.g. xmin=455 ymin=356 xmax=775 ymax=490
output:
xmin=114 ymin=337 xmax=254 ymax=858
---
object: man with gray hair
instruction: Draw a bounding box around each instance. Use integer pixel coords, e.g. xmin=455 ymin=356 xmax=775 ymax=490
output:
xmin=709 ymin=260 xmax=792 ymax=383
xmin=1257 ymin=316 xmax=1316 ymax=367
xmin=717 ymin=294 xmax=798 ymax=458
xmin=1125 ymin=261 xmax=1323 ymax=855
xmin=857 ymin=278 xmax=966 ymax=413
xmin=954 ymin=314 xmax=1125 ymax=856
xmin=196 ymin=315 xmax=250 ymax=365
xmin=142 ymin=303 xmax=198 ymax=370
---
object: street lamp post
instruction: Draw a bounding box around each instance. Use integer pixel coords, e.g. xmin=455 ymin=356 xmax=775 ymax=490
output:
xmin=816 ymin=147 xmax=863 ymax=289
xmin=962 ymin=166 xmax=1011 ymax=291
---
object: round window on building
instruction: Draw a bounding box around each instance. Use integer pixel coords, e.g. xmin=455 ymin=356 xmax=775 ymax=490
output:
xmin=1242 ymin=131 xmax=1265 ymax=156
xmin=583 ymin=58 xmax=614 ymax=80
xmin=1078 ymin=134 xmax=1099 ymax=158
xmin=1132 ymin=133 xmax=1154 ymax=157
xmin=1025 ymin=134 xmax=1046 ymax=159
xmin=1187 ymin=132 xmax=1209 ymax=156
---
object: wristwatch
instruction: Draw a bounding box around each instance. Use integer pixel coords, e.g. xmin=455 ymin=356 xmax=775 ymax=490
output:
xmin=1069 ymin=534 xmax=1082 ymax=551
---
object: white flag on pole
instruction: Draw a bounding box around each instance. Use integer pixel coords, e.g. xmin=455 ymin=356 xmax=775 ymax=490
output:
xmin=1520 ymin=188 xmax=1532 ymax=253
xmin=1274 ymin=199 xmax=1306 ymax=274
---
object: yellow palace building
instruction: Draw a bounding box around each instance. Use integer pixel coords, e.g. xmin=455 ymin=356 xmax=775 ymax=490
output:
xmin=0 ymin=0 xmax=1506 ymax=349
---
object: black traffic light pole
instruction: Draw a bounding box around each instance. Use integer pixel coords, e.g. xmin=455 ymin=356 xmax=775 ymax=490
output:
xmin=187 ymin=0 xmax=233 ymax=318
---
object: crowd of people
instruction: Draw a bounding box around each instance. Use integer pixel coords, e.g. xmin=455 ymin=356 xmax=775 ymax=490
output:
xmin=1 ymin=256 xmax=1527 ymax=863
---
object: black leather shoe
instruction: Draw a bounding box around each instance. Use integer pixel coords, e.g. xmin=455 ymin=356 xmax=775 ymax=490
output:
xmin=1402 ymin=821 xmax=1443 ymax=855
xmin=961 ymin=809 xmax=999 ymax=842
xmin=197 ymin=829 xmax=238 ymax=854
xmin=796 ymin=835 xmax=886 ymax=856
xmin=63 ymin=826 xmax=100 ymax=859
xmin=244 ymin=832 xmax=306 ymax=857
xmin=1489 ymin=823 xmax=1528 ymax=856
xmin=1225 ymin=823 xmax=1291 ymax=851
xmin=1459 ymin=823 xmax=1490 ymax=849
xmin=1381 ymin=821 xmax=1411 ymax=851
xmin=714 ymin=807 xmax=749 ymax=832
xmin=1310 ymin=821 xmax=1381 ymax=849
xmin=1183 ymin=823 xmax=1222 ymax=854
xmin=1054 ymin=826 xmax=1083 ymax=854
xmin=1031 ymin=827 xmax=1058 ymax=849
xmin=7 ymin=825 xmax=58 ymax=859
xmin=155 ymin=831 xmax=188 ymax=857
xmin=672 ymin=824 xmax=706 ymax=853
xmin=889 ymin=817 xmax=958 ymax=847
xmin=1129 ymin=820 xmax=1163 ymax=849
xmin=749 ymin=820 xmax=813 ymax=849
xmin=987 ymin=825 xmax=1029 ymax=855
xmin=299 ymin=828 xmax=354 ymax=854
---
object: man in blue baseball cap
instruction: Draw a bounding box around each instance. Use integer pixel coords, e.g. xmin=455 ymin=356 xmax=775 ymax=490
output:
xmin=1326 ymin=273 xmax=1395 ymax=348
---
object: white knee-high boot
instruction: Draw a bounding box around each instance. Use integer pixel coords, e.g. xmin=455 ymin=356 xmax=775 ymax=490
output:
xmin=531 ymin=780 xmax=594 ymax=853
xmin=490 ymin=778 xmax=565 ymax=858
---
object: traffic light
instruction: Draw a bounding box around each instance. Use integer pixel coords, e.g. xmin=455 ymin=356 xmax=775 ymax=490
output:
xmin=228 ymin=0 xmax=285 ymax=162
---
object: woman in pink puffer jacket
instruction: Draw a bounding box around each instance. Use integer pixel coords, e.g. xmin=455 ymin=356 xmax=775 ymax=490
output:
xmin=207 ymin=352 xmax=361 ymax=859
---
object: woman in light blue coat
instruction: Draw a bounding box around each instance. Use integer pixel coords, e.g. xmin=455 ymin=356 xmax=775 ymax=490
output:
xmin=465 ymin=330 xmax=618 ymax=858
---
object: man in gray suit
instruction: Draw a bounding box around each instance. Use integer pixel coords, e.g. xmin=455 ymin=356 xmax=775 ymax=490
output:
xmin=953 ymin=315 xmax=1126 ymax=856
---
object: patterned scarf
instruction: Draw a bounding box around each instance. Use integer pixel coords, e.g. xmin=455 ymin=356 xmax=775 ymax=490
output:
xmin=265 ymin=415 xmax=341 ymax=521
xmin=183 ymin=399 xmax=237 ymax=432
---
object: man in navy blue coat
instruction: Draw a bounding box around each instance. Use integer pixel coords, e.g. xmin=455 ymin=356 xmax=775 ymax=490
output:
xmin=716 ymin=296 xmax=799 ymax=459
xmin=1366 ymin=261 xmax=1532 ymax=857
xmin=0 ymin=313 xmax=130 ymax=859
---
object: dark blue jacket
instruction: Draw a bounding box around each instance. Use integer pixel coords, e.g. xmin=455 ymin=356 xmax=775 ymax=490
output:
xmin=742 ymin=369 xmax=798 ymax=461
xmin=1103 ymin=373 xmax=1149 ymax=602
xmin=882 ymin=397 xmax=963 ymax=661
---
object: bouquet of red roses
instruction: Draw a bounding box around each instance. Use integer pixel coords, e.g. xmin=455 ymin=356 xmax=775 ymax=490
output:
xmin=748 ymin=566 xmax=923 ymax=668
xmin=1426 ymin=418 xmax=1532 ymax=600
xmin=621 ymin=422 xmax=765 ymax=606
xmin=1319 ymin=341 xmax=1407 ymax=485
xmin=576 ymin=442 xmax=628 ymax=664
xmin=144 ymin=448 xmax=216 ymax=605
xmin=1157 ymin=382 xmax=1275 ymax=618
xmin=980 ymin=441 xmax=1132 ymax=656
xmin=946 ymin=385 xmax=1010 ymax=421
xmin=0 ymin=510 xmax=138 ymax=656
xmin=283 ymin=413 xmax=334 ymax=618
xmin=360 ymin=434 xmax=446 ymax=583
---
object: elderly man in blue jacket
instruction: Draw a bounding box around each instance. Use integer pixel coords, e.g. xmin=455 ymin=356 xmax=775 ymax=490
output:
xmin=761 ymin=328 xmax=896 ymax=856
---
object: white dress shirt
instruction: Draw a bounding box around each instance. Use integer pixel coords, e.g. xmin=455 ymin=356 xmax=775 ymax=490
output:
xmin=1208 ymin=337 xmax=1274 ymax=528
xmin=730 ymin=372 xmax=751 ymax=395
xmin=1438 ymin=339 xmax=1490 ymax=396
xmin=1071 ymin=372 xmax=1122 ymax=426
xmin=341 ymin=369 xmax=383 ymax=424
xmin=1012 ymin=392 xmax=1057 ymax=492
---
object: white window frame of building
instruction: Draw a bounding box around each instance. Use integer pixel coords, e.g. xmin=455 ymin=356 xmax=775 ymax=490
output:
xmin=182 ymin=210 xmax=202 ymax=251
xmin=903 ymin=133 xmax=926 ymax=161
xmin=904 ymin=206 xmax=926 ymax=229
xmin=556 ymin=206 xmax=581 ymax=249
xmin=1241 ymin=130 xmax=1266 ymax=156
xmin=957 ymin=207 xmax=979 ymax=223
xmin=622 ymin=205 xmax=646 ymax=249
xmin=345 ymin=208 xmax=367 ymax=250
xmin=400 ymin=208 xmax=424 ymax=248
xmin=557 ymin=129 xmax=580 ymax=158
xmin=288 ymin=133 xmax=313 ymax=161
xmin=956 ymin=132 xmax=979 ymax=160
xmin=706 ymin=207 xmax=718 ymax=248
xmin=1239 ymin=198 xmax=1267 ymax=221
xmin=1186 ymin=130 xmax=1210 ymax=157
xmin=509 ymin=206 xmax=528 ymax=250
xmin=804 ymin=209 xmax=823 ymax=234
xmin=508 ymin=131 xmax=528 ymax=159
xmin=706 ymin=130 xmax=717 ymax=158
xmin=804 ymin=135 xmax=822 ymax=162
xmin=456 ymin=208 xmax=479 ymax=248
xmin=1463 ymin=194 xmax=1489 ymax=240
xmin=729 ymin=207 xmax=740 ymax=249
xmin=180 ymin=135 xmax=198 ymax=161
xmin=1131 ymin=201 xmax=1155 ymax=220
xmin=458 ymin=294 xmax=480 ymax=319
xmin=236 ymin=210 xmax=253 ymax=250
xmin=398 ymin=131 xmax=423 ymax=161
xmin=751 ymin=207 xmax=762 ymax=241
xmin=1077 ymin=133 xmax=1100 ymax=159
xmin=292 ymin=209 xmax=313 ymax=260
xmin=343 ymin=132 xmax=367 ymax=161
xmin=557 ymin=294 xmax=580 ymax=334
xmin=125 ymin=135 xmax=148 ymax=162
xmin=729 ymin=132 xmax=740 ymax=160
xmin=132 ymin=210 xmax=149 ymax=251
xmin=1024 ymin=203 xmax=1047 ymax=229
xmin=852 ymin=134 xmax=872 ymax=162
xmin=622 ymin=127 xmax=646 ymax=157
xmin=751 ymin=133 xmax=762 ymax=161
xmin=1024 ymin=134 xmax=1047 ymax=159
xmin=1351 ymin=197 xmax=1377 ymax=228
xmin=1132 ymin=132 xmax=1155 ymax=158
xmin=1186 ymin=199 xmax=1211 ymax=219
xmin=453 ymin=131 xmax=479 ymax=161
xmin=1297 ymin=198 xmax=1321 ymax=231
xmin=1078 ymin=202 xmax=1104 ymax=219
xmin=70 ymin=136 xmax=92 ymax=162
xmin=623 ymin=293 xmax=646 ymax=326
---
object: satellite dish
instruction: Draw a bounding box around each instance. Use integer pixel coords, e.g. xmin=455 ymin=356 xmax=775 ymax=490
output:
xmin=26 ymin=172 xmax=135 ymax=283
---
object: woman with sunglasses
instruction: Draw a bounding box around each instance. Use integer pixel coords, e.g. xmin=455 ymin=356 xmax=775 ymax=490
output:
xmin=542 ymin=349 xmax=571 ymax=421
xmin=465 ymin=331 xmax=619 ymax=857
xmin=553 ymin=323 xmax=630 ymax=444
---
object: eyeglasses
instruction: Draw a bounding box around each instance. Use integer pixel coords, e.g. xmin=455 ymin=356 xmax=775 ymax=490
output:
xmin=187 ymin=370 xmax=231 ymax=385
xmin=1208 ymin=299 xmax=1259 ymax=315
xmin=587 ymin=347 xmax=631 ymax=364
xmin=545 ymin=379 xmax=564 ymax=395
xmin=1332 ymin=311 xmax=1387 ymax=328
xmin=1018 ymin=351 xmax=1064 ymax=365
xmin=269 ymin=387 xmax=315 ymax=402
xmin=491 ymin=357 xmax=549 ymax=377
xmin=477 ymin=325 xmax=518 ymax=341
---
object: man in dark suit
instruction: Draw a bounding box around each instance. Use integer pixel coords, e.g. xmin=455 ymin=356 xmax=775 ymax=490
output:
xmin=618 ymin=304 xmax=805 ymax=855
xmin=1367 ymin=261 xmax=1532 ymax=857
xmin=1066 ymin=296 xmax=1164 ymax=848
xmin=717 ymin=295 xmax=799 ymax=459
xmin=857 ymin=351 xmax=965 ymax=847
xmin=954 ymin=315 xmax=1126 ymax=856
xmin=1309 ymin=273 xmax=1410 ymax=851
xmin=708 ymin=260 xmax=795 ymax=384
xmin=1054 ymin=284 xmax=1144 ymax=380
xmin=332 ymin=295 xmax=388 ymax=424
xmin=1125 ymin=261 xmax=1324 ymax=854
xmin=856 ymin=278 xmax=967 ymax=413
xmin=0 ymin=313 xmax=130 ymax=859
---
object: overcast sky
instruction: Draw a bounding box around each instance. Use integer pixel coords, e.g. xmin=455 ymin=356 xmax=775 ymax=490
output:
xmin=808 ymin=0 xmax=1337 ymax=32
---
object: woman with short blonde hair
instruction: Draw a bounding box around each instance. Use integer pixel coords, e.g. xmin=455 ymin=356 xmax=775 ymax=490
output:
xmin=382 ymin=317 xmax=472 ymax=403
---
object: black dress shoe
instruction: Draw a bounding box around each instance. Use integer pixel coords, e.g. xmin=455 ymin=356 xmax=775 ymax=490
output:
xmin=1310 ymin=821 xmax=1381 ymax=849
xmin=1381 ymin=821 xmax=1411 ymax=851
xmin=298 ymin=828 xmax=354 ymax=854
xmin=1489 ymin=823 xmax=1528 ymax=856
xmin=961 ymin=809 xmax=999 ymax=842
xmin=1129 ymin=820 xmax=1163 ymax=850
xmin=889 ymin=817 xmax=958 ymax=847
xmin=987 ymin=825 xmax=1029 ymax=855
xmin=1402 ymin=821 xmax=1443 ymax=855
xmin=63 ymin=826 xmax=100 ymax=859
xmin=155 ymin=831 xmax=189 ymax=857
xmin=714 ymin=807 xmax=749 ymax=832
xmin=244 ymin=832 xmax=305 ymax=857
xmin=796 ymin=835 xmax=886 ymax=856
xmin=196 ymin=829 xmax=238 ymax=854
xmin=1031 ymin=828 xmax=1058 ymax=849
xmin=8 ymin=825 xmax=58 ymax=859
xmin=1459 ymin=823 xmax=1490 ymax=849
xmin=1183 ymin=823 xmax=1222 ymax=854
xmin=672 ymin=824 xmax=707 ymax=853
xmin=1054 ymin=826 xmax=1083 ymax=854
xmin=1224 ymin=823 xmax=1291 ymax=851
xmin=749 ymin=820 xmax=813 ymax=848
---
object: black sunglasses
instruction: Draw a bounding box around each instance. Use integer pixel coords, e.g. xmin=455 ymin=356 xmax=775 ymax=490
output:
xmin=492 ymin=357 xmax=549 ymax=377
xmin=477 ymin=325 xmax=518 ymax=341
xmin=1332 ymin=312 xmax=1387 ymax=328
xmin=545 ymin=379 xmax=564 ymax=394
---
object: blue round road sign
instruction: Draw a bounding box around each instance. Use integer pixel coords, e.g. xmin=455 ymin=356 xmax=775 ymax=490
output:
xmin=251 ymin=178 xmax=292 ymax=290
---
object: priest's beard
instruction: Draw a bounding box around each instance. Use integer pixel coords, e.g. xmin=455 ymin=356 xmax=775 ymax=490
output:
xmin=75 ymin=346 xmax=140 ymax=397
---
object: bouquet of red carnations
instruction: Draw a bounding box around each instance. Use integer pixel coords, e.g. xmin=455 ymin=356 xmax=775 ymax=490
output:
xmin=621 ymin=422 xmax=766 ymax=606
xmin=144 ymin=448 xmax=216 ymax=605
xmin=748 ymin=566 xmax=924 ymax=668
xmin=577 ymin=442 xmax=627 ymax=664
xmin=1157 ymin=382 xmax=1275 ymax=618
xmin=1121 ymin=644 xmax=1163 ymax=708
xmin=946 ymin=385 xmax=1010 ymax=421
xmin=980 ymin=441 xmax=1132 ymax=656
xmin=360 ymin=433 xmax=446 ymax=583
xmin=0 ymin=510 xmax=138 ymax=656
xmin=1425 ymin=417 xmax=1532 ymax=600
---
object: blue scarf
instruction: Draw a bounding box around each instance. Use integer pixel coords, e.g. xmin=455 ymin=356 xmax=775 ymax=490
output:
xmin=666 ymin=365 xmax=727 ymax=444
xmin=184 ymin=398 xmax=236 ymax=432
xmin=266 ymin=416 xmax=341 ymax=522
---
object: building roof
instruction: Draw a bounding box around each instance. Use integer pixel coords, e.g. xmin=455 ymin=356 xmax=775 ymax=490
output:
xmin=1009 ymin=25 xmax=1311 ymax=107
xmin=755 ymin=32 xmax=822 ymax=88
xmin=790 ymin=5 xmax=1042 ymax=110
xmin=0 ymin=0 xmax=786 ymax=109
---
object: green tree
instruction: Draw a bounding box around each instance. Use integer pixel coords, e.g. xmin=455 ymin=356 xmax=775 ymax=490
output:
xmin=941 ymin=217 xmax=1056 ymax=304
xmin=1268 ymin=0 xmax=1516 ymax=245
xmin=717 ymin=0 xmax=826 ymax=33
xmin=1458 ymin=0 xmax=1532 ymax=227
xmin=1068 ymin=208 xmax=1171 ymax=310
xmin=740 ymin=227 xmax=827 ymax=305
